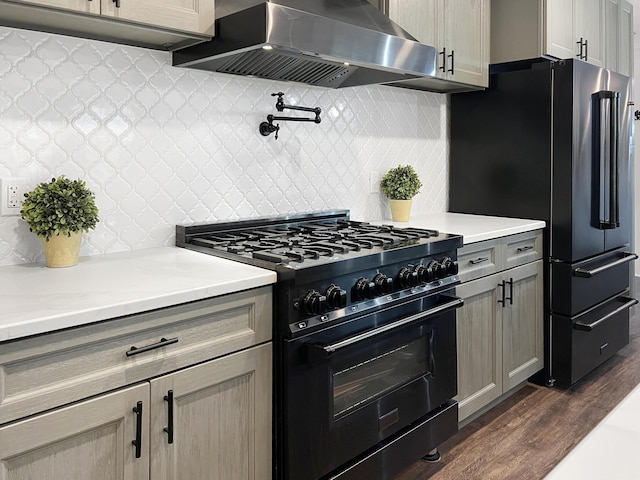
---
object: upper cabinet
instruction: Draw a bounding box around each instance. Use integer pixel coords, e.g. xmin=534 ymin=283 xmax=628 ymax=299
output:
xmin=383 ymin=0 xmax=490 ymax=89
xmin=0 ymin=0 xmax=214 ymax=50
xmin=491 ymin=0 xmax=633 ymax=75
xmin=604 ymin=0 xmax=634 ymax=76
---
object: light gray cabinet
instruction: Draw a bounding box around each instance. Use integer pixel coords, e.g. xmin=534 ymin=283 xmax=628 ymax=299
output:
xmin=0 ymin=0 xmax=214 ymax=50
xmin=491 ymin=0 xmax=632 ymax=75
xmin=491 ymin=0 xmax=603 ymax=65
xmin=380 ymin=0 xmax=490 ymax=89
xmin=0 ymin=287 xmax=273 ymax=480
xmin=455 ymin=231 xmax=544 ymax=422
xmin=0 ymin=383 xmax=151 ymax=480
xmin=604 ymin=0 xmax=634 ymax=76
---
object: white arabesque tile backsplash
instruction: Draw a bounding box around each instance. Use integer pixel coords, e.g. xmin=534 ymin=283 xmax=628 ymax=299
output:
xmin=0 ymin=26 xmax=448 ymax=266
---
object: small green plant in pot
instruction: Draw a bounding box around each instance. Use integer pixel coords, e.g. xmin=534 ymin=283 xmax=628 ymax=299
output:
xmin=380 ymin=165 xmax=422 ymax=221
xmin=20 ymin=176 xmax=99 ymax=267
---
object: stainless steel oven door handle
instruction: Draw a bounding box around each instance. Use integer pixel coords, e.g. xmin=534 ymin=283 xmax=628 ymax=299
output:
xmin=573 ymin=252 xmax=638 ymax=278
xmin=318 ymin=295 xmax=464 ymax=354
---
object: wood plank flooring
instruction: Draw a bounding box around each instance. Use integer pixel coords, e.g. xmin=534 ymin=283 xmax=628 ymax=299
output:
xmin=396 ymin=301 xmax=640 ymax=480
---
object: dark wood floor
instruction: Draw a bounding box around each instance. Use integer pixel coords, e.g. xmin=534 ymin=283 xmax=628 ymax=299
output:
xmin=396 ymin=297 xmax=640 ymax=480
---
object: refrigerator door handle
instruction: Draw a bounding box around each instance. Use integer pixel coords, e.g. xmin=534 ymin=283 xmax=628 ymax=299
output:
xmin=574 ymin=297 xmax=638 ymax=331
xmin=573 ymin=252 xmax=638 ymax=278
xmin=594 ymin=90 xmax=621 ymax=229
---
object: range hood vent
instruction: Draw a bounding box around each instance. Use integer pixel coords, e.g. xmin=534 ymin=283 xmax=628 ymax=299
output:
xmin=172 ymin=0 xmax=438 ymax=89
xmin=217 ymin=49 xmax=354 ymax=87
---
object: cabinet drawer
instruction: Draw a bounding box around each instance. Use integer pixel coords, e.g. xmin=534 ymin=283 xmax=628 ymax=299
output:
xmin=457 ymin=239 xmax=501 ymax=282
xmin=0 ymin=286 xmax=272 ymax=425
xmin=504 ymin=230 xmax=543 ymax=269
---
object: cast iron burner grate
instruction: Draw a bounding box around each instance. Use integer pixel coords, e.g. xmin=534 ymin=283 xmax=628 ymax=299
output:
xmin=179 ymin=213 xmax=447 ymax=269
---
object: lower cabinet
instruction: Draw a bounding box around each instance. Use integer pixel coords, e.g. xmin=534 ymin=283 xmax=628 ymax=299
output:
xmin=0 ymin=343 xmax=272 ymax=480
xmin=0 ymin=383 xmax=150 ymax=480
xmin=149 ymin=343 xmax=272 ymax=480
xmin=456 ymin=259 xmax=543 ymax=422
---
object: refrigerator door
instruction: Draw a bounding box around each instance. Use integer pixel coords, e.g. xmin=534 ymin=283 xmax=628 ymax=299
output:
xmin=602 ymin=70 xmax=632 ymax=252
xmin=551 ymin=60 xmax=631 ymax=262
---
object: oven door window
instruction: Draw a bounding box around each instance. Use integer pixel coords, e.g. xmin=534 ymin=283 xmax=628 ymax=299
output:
xmin=333 ymin=333 xmax=431 ymax=418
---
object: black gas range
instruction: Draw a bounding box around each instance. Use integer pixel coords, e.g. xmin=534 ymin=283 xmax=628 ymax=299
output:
xmin=177 ymin=210 xmax=464 ymax=480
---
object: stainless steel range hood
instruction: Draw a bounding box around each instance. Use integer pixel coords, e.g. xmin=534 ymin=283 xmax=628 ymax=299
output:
xmin=172 ymin=0 xmax=437 ymax=89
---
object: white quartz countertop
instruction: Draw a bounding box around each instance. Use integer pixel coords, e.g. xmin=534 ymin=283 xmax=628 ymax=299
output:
xmin=374 ymin=212 xmax=546 ymax=244
xmin=0 ymin=247 xmax=277 ymax=342
xmin=1 ymin=213 xmax=544 ymax=343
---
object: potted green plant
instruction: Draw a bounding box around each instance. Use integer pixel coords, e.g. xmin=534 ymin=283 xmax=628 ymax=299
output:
xmin=20 ymin=176 xmax=99 ymax=267
xmin=380 ymin=164 xmax=422 ymax=221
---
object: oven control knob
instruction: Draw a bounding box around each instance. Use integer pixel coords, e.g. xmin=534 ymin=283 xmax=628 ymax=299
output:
xmin=441 ymin=257 xmax=459 ymax=276
xmin=398 ymin=267 xmax=419 ymax=288
xmin=302 ymin=290 xmax=328 ymax=316
xmin=373 ymin=273 xmax=394 ymax=295
xmin=354 ymin=277 xmax=376 ymax=300
xmin=426 ymin=260 xmax=441 ymax=281
xmin=413 ymin=264 xmax=429 ymax=283
xmin=325 ymin=285 xmax=347 ymax=309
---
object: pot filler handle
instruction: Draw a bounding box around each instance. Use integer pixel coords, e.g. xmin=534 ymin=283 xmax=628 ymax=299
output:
xmin=312 ymin=294 xmax=464 ymax=356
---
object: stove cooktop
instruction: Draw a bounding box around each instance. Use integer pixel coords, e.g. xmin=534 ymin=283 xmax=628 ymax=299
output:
xmin=176 ymin=210 xmax=462 ymax=273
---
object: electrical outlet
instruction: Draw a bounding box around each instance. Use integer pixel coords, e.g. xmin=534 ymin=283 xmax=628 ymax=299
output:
xmin=369 ymin=171 xmax=381 ymax=194
xmin=1 ymin=178 xmax=27 ymax=216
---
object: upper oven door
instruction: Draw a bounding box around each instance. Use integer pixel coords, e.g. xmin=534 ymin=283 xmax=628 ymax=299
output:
xmin=281 ymin=290 xmax=462 ymax=480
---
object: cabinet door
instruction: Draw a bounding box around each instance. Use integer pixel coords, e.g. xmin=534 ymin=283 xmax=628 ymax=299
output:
xmin=455 ymin=273 xmax=503 ymax=421
xmin=575 ymin=0 xmax=605 ymax=66
xmin=545 ymin=0 xmax=576 ymax=60
xmin=502 ymin=260 xmax=544 ymax=391
xmin=387 ymin=0 xmax=437 ymax=46
xmin=604 ymin=0 xmax=634 ymax=76
xmin=440 ymin=0 xmax=489 ymax=87
xmin=101 ymin=0 xmax=214 ymax=36
xmin=149 ymin=343 xmax=272 ymax=480
xmin=0 ymin=383 xmax=150 ymax=480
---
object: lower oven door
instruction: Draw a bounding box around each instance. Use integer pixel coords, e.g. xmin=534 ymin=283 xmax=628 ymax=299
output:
xmin=551 ymin=294 xmax=637 ymax=386
xmin=281 ymin=290 xmax=462 ymax=480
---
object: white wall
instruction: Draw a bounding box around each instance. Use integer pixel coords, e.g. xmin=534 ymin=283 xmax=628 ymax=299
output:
xmin=0 ymin=27 xmax=449 ymax=266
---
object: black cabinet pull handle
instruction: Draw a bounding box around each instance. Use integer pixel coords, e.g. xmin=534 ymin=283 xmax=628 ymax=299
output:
xmin=507 ymin=278 xmax=513 ymax=305
xmin=576 ymin=37 xmax=584 ymax=58
xmin=448 ymin=50 xmax=455 ymax=74
xmin=164 ymin=390 xmax=174 ymax=444
xmin=113 ymin=0 xmax=120 ymax=7
xmin=126 ymin=337 xmax=178 ymax=357
xmin=497 ymin=280 xmax=506 ymax=306
xmin=132 ymin=401 xmax=143 ymax=459
xmin=584 ymin=39 xmax=588 ymax=61
xmin=470 ymin=256 xmax=489 ymax=265
xmin=516 ymin=245 xmax=533 ymax=253
xmin=439 ymin=48 xmax=446 ymax=72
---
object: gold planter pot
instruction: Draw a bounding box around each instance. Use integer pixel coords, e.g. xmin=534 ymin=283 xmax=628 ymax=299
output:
xmin=389 ymin=199 xmax=413 ymax=222
xmin=42 ymin=231 xmax=82 ymax=267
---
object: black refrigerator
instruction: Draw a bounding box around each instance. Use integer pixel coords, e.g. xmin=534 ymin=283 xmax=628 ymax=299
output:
xmin=449 ymin=58 xmax=637 ymax=387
